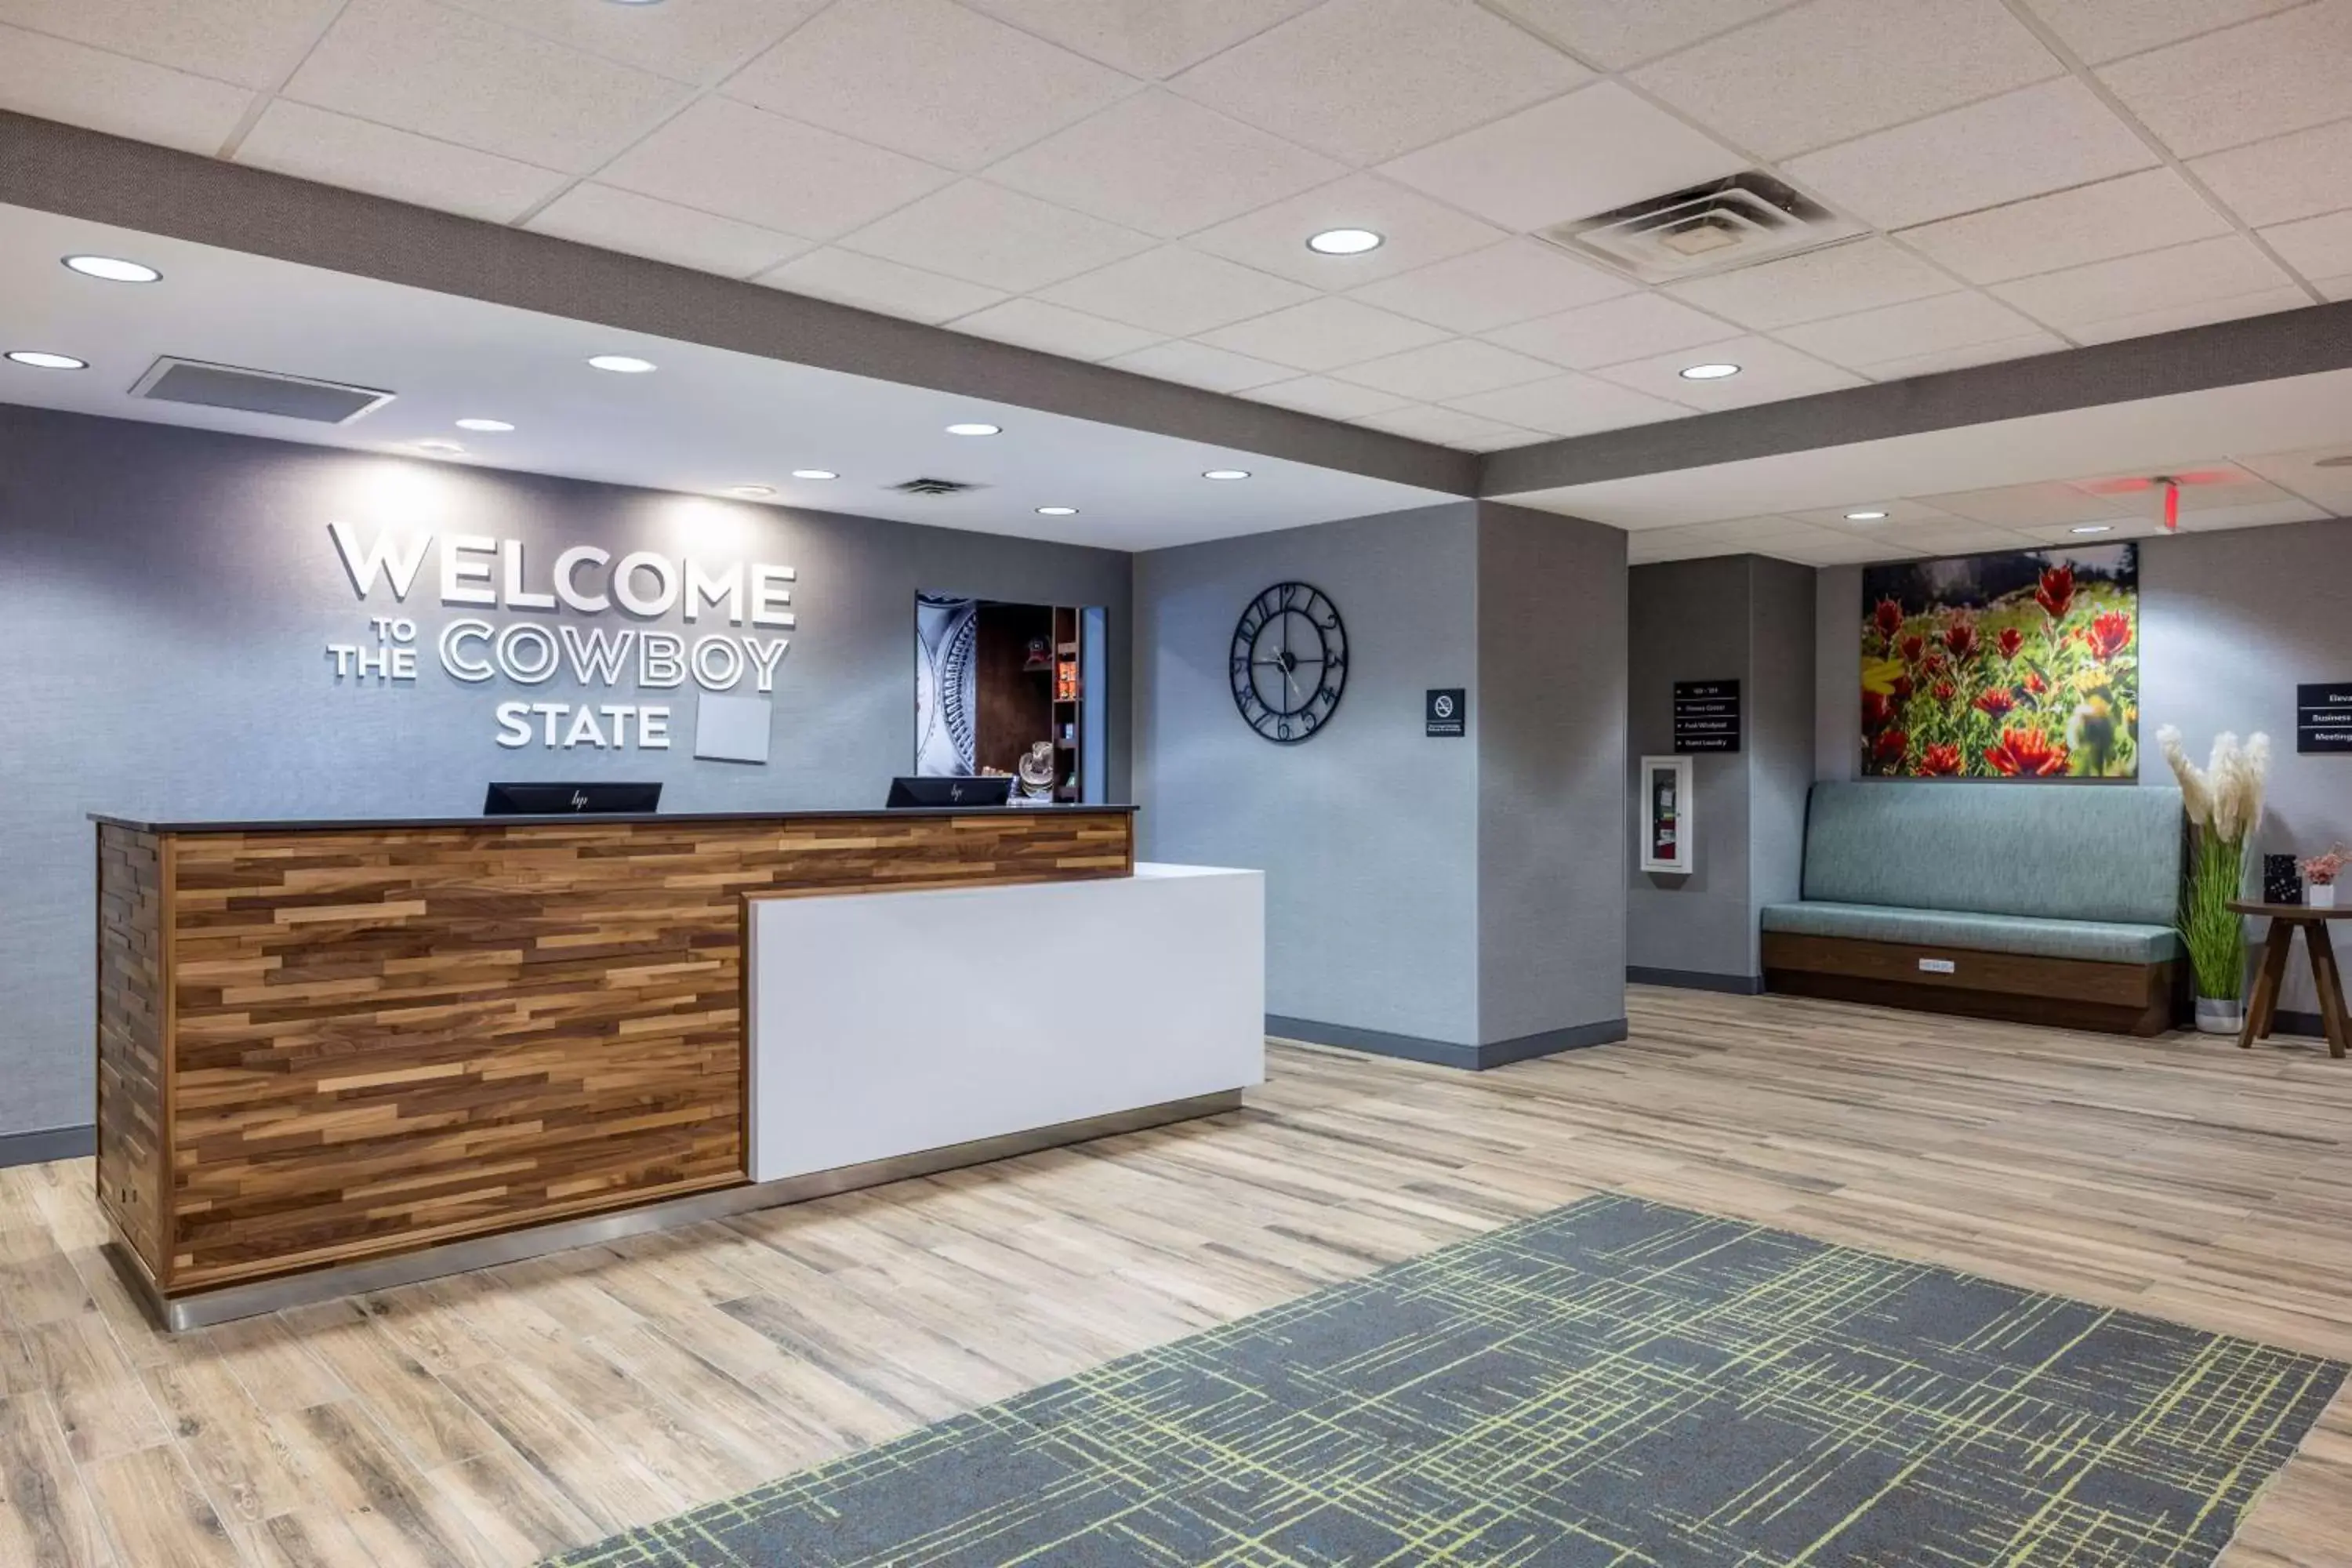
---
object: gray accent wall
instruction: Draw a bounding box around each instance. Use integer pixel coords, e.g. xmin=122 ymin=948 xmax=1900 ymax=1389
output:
xmin=1813 ymin=517 xmax=2352 ymax=1019
xmin=0 ymin=405 xmax=1133 ymax=1141
xmin=1626 ymin=556 xmax=1815 ymax=986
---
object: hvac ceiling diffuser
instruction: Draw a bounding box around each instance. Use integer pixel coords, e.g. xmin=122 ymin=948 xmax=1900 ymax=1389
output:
xmin=1537 ymin=172 xmax=1864 ymax=283
xmin=891 ymin=477 xmax=984 ymax=496
xmin=131 ymin=357 xmax=394 ymax=424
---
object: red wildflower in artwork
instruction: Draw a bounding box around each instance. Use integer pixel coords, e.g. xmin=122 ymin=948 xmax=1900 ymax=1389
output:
xmin=1944 ymin=615 xmax=1979 ymax=662
xmin=2024 ymin=671 xmax=2048 ymax=695
xmin=2035 ymin=563 xmax=2075 ymax=622
xmin=1919 ymin=742 xmax=1963 ymax=775
xmin=1873 ymin=598 xmax=1904 ymax=641
xmin=1873 ymin=728 xmax=1910 ymax=768
xmin=1862 ymin=691 xmax=1894 ymax=731
xmin=1892 ymin=675 xmax=1915 ymax=699
xmin=1899 ymin=633 xmax=1926 ymax=665
xmin=1996 ymin=626 xmax=2024 ymax=660
xmin=2086 ymin=610 xmax=2133 ymax=662
xmin=1932 ymin=679 xmax=1957 ymax=703
xmin=1984 ymin=727 xmax=2069 ymax=776
xmin=1973 ymin=688 xmax=2016 ymax=718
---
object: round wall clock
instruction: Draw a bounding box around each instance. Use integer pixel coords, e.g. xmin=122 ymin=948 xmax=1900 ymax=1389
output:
xmin=1230 ymin=582 xmax=1347 ymax=743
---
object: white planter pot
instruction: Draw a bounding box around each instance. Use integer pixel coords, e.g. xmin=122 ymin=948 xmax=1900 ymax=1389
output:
xmin=2194 ymin=996 xmax=2244 ymax=1034
xmin=2310 ymin=884 xmax=2338 ymax=909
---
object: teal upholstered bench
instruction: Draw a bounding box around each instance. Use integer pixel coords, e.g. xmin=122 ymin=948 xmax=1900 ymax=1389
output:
xmin=1760 ymin=782 xmax=2185 ymax=1035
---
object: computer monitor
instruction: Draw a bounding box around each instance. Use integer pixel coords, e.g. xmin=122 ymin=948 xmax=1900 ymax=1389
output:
xmin=885 ymin=775 xmax=1014 ymax=808
xmin=483 ymin=782 xmax=662 ymax=816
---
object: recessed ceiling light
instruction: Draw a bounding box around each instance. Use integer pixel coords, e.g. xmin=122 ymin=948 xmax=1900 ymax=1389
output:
xmin=1036 ymin=506 xmax=1079 ymax=517
xmin=1844 ymin=510 xmax=1888 ymax=522
xmin=587 ymin=354 xmax=656 ymax=374
xmin=790 ymin=469 xmax=838 ymax=481
xmin=413 ymin=439 xmax=466 ymax=455
xmin=1679 ymin=362 xmax=1741 ymax=380
xmin=455 ymin=417 xmax=514 ymax=432
xmin=2070 ymin=524 xmax=2114 ymax=535
xmin=946 ymin=422 xmax=1001 ymax=436
xmin=63 ymin=254 xmax=160 ymax=283
xmin=1307 ymin=227 xmax=1384 ymax=256
xmin=730 ymin=485 xmax=777 ymax=499
xmin=6 ymin=350 xmax=87 ymax=369
xmin=1203 ymin=469 xmax=1251 ymax=481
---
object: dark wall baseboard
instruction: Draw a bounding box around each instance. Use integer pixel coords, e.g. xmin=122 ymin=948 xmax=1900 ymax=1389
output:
xmin=1267 ymin=1014 xmax=1628 ymax=1070
xmin=0 ymin=1123 xmax=94 ymax=1170
xmin=1628 ymin=967 xmax=1766 ymax=996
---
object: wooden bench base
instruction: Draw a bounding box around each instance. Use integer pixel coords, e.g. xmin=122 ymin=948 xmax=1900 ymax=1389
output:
xmin=1762 ymin=931 xmax=2176 ymax=1036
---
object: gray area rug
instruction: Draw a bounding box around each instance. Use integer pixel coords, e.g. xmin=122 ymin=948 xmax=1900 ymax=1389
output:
xmin=547 ymin=1192 xmax=2342 ymax=1565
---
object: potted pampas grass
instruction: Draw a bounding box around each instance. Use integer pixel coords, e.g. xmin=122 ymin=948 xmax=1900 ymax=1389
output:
xmin=2158 ymin=726 xmax=2272 ymax=1033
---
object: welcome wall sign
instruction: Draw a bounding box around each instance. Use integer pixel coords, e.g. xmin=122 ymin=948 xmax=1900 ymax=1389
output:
xmin=324 ymin=522 xmax=794 ymax=754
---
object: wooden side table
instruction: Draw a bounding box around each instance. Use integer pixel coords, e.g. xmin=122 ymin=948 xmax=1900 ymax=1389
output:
xmin=2227 ymin=902 xmax=2352 ymax=1058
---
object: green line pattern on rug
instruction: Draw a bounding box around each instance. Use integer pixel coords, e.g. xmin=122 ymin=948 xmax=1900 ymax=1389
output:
xmin=545 ymin=1194 xmax=2343 ymax=1566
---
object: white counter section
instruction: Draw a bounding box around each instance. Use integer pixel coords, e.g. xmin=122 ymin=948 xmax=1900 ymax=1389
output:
xmin=746 ymin=863 xmax=1265 ymax=1183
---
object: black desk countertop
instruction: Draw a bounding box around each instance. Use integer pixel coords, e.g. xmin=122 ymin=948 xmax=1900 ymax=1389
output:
xmin=91 ymin=804 xmax=1138 ymax=834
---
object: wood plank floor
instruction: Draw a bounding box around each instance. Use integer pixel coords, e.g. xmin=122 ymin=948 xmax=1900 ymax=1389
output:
xmin=5 ymin=985 xmax=2351 ymax=1566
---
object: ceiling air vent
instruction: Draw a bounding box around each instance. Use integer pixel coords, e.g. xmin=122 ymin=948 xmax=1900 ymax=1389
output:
xmin=891 ymin=477 xmax=983 ymax=496
xmin=1537 ymin=172 xmax=1863 ymax=283
xmin=131 ymin=357 xmax=394 ymax=424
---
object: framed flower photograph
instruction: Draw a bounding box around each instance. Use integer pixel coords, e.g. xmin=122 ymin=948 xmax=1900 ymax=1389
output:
xmin=1859 ymin=543 xmax=2138 ymax=779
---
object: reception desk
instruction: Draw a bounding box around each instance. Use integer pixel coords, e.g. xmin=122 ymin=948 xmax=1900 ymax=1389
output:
xmin=92 ymin=805 xmax=1261 ymax=1329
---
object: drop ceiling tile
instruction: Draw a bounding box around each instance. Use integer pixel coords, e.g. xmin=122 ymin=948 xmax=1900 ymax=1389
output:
xmin=1171 ymin=0 xmax=1591 ymax=166
xmin=1482 ymin=0 xmax=1791 ymax=68
xmin=1776 ymin=291 xmax=2046 ymax=371
xmin=1664 ymin=239 xmax=1960 ymax=331
xmin=1187 ymin=173 xmax=1507 ymax=287
xmin=1107 ymin=339 xmax=1295 ymax=391
xmin=0 ymin=0 xmax=336 ymax=89
xmin=1355 ymin=404 xmax=1534 ymax=448
xmin=1899 ymin=167 xmax=2230 ymax=285
xmin=235 ymin=101 xmax=568 ymax=225
xmin=2067 ymin=464 xmax=2292 ymax=523
xmin=1593 ymin=334 xmax=1866 ymax=408
xmin=1629 ymin=0 xmax=2063 ymax=160
xmin=958 ymin=0 xmax=1323 ymax=78
xmin=2262 ymin=210 xmax=2352 ymax=284
xmin=1444 ymin=372 xmax=1693 ymax=436
xmin=1991 ymin=234 xmax=2296 ymax=332
xmin=2022 ymin=0 xmax=2305 ymax=64
xmin=2190 ymin=120 xmax=2352 ymax=227
xmin=2238 ymin=445 xmax=2352 ymax=513
xmin=1875 ymin=521 xmax=2039 ymax=553
xmin=2009 ymin=517 xmax=2163 ymax=546
xmin=2169 ymin=498 xmax=2328 ymax=529
xmin=1330 ymin=339 xmax=1559 ymax=400
xmin=434 ymin=0 xmax=829 ymax=84
xmin=985 ymin=91 xmax=1343 ymax=238
xmin=1036 ymin=248 xmax=1315 ymax=336
xmin=837 ymin=180 xmax=1156 ymax=292
xmin=600 ymin=97 xmax=953 ymax=241
xmin=1628 ymin=527 xmax=1726 ymax=563
xmin=1858 ymin=329 xmax=2070 ymax=381
xmin=1376 ymin=82 xmax=1746 ymax=233
xmin=1685 ymin=517 xmax=1849 ymax=549
xmin=1241 ymin=376 xmax=1417 ymax=419
xmin=2321 ymin=272 xmax=2352 ymax=302
xmin=755 ymin=248 xmax=1008 ymax=322
xmin=1453 ymin=425 xmax=1553 ymax=452
xmin=2098 ymin=0 xmax=2352 ymax=158
xmin=1784 ymin=78 xmax=2158 ymax=232
xmin=948 ymin=298 xmax=1164 ymax=361
xmin=0 ymin=23 xmax=252 ymax=154
xmin=529 ymin=183 xmax=815 ymax=276
xmin=1922 ymin=481 xmax=2129 ymax=526
xmin=2063 ymin=282 xmax=2312 ymax=343
xmin=282 ymin=0 xmax=686 ymax=175
xmin=1194 ymin=296 xmax=1451 ymax=371
xmin=726 ymin=0 xmax=1134 ymax=172
xmin=1346 ymin=240 xmax=1637 ymax=333
xmin=1483 ymin=292 xmax=1738 ymax=371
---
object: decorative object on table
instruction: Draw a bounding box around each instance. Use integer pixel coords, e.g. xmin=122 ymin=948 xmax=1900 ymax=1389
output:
xmin=1017 ymin=742 xmax=1057 ymax=800
xmin=1230 ymin=582 xmax=1348 ymax=743
xmin=2230 ymin=898 xmax=2352 ymax=1059
xmin=1859 ymin=543 xmax=2138 ymax=778
xmin=1638 ymin=755 xmax=1693 ymax=875
xmin=2160 ymin=726 xmax=2272 ymax=1033
xmin=1054 ymin=658 xmax=1080 ymax=702
xmin=2264 ymin=852 xmax=2303 ymax=906
xmin=2303 ymin=844 xmax=2347 ymax=909
xmin=1022 ymin=635 xmax=1051 ymax=673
